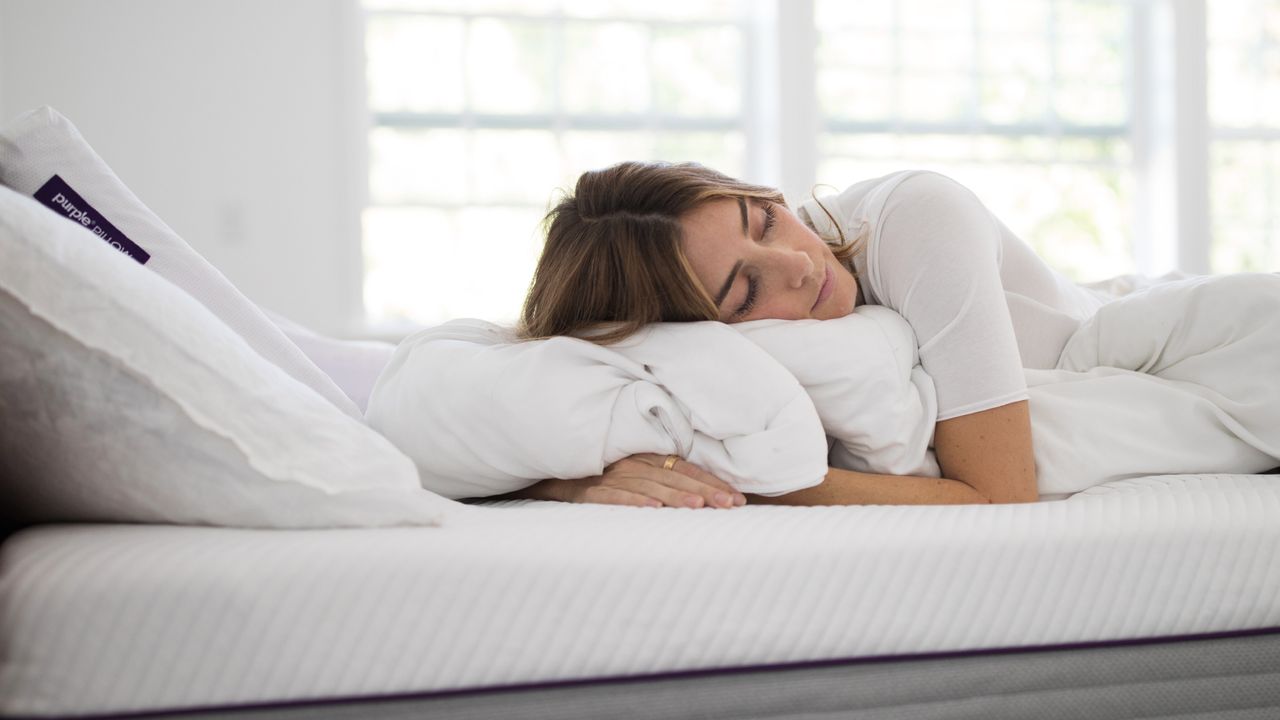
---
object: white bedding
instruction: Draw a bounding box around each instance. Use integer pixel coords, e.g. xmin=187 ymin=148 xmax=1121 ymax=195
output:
xmin=369 ymin=273 xmax=1280 ymax=500
xmin=367 ymin=317 xmax=830 ymax=499
xmin=3 ymin=473 xmax=1279 ymax=717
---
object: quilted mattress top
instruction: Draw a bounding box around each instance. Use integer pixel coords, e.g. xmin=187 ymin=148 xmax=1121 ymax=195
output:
xmin=2 ymin=473 xmax=1279 ymax=717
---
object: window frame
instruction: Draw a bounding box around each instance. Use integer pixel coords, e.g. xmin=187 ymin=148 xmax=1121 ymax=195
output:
xmin=351 ymin=0 xmax=1250 ymax=333
xmin=358 ymin=2 xmax=764 ymax=331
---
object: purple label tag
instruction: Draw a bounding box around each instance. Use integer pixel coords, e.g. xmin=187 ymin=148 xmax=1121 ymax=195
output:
xmin=33 ymin=175 xmax=151 ymax=264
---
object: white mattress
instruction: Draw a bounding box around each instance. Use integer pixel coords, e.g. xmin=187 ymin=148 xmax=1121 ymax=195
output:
xmin=3 ymin=473 xmax=1280 ymax=717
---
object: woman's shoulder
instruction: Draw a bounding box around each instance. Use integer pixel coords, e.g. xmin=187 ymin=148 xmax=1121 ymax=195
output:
xmin=797 ymin=170 xmax=908 ymax=236
xmin=806 ymin=169 xmax=918 ymax=207
xmin=877 ymin=170 xmax=980 ymax=208
xmin=800 ymin=169 xmax=968 ymax=228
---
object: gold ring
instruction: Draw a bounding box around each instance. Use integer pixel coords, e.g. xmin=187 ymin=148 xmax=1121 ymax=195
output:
xmin=662 ymin=455 xmax=679 ymax=471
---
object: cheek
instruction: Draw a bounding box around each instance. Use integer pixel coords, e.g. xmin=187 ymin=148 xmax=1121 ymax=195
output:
xmin=826 ymin=266 xmax=859 ymax=319
xmin=843 ymin=273 xmax=860 ymax=312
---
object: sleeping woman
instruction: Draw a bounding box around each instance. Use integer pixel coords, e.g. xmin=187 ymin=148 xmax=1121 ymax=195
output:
xmin=504 ymin=161 xmax=1280 ymax=509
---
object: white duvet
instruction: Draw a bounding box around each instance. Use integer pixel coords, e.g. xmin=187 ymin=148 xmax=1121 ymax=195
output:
xmin=366 ymin=273 xmax=1280 ymax=500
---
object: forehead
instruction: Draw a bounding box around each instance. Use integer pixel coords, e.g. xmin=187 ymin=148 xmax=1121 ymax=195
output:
xmin=678 ymin=197 xmax=750 ymax=300
xmin=679 ymin=197 xmax=746 ymax=256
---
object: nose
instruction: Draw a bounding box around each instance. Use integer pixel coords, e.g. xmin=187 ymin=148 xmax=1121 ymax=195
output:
xmin=775 ymin=248 xmax=814 ymax=289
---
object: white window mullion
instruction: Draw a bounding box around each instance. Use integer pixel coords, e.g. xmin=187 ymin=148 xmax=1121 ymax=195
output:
xmin=1133 ymin=0 xmax=1210 ymax=276
xmin=339 ymin=0 xmax=370 ymax=335
xmin=1172 ymin=0 xmax=1211 ymax=274
xmin=743 ymin=0 xmax=775 ymax=185
xmin=775 ymin=0 xmax=817 ymax=204
xmin=1130 ymin=0 xmax=1160 ymax=275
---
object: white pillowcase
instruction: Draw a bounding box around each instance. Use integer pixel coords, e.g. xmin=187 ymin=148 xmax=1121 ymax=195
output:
xmin=0 ymin=185 xmax=455 ymax=528
xmin=268 ymin=310 xmax=396 ymax=415
xmin=0 ymin=106 xmax=362 ymax=417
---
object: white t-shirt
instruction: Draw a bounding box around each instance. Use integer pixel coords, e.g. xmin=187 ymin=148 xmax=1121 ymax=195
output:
xmin=798 ymin=170 xmax=1110 ymax=421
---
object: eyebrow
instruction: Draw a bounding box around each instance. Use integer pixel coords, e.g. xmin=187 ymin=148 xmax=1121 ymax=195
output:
xmin=712 ymin=198 xmax=752 ymax=307
xmin=714 ymin=260 xmax=743 ymax=306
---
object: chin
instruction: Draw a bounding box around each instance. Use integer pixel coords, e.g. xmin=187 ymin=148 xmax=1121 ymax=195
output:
xmin=826 ymin=298 xmax=856 ymax=320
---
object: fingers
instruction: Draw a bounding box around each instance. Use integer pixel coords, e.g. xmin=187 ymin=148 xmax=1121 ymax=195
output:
xmin=553 ymin=455 xmax=747 ymax=509
xmin=603 ymin=455 xmax=747 ymax=509
xmin=590 ymin=475 xmax=702 ymax=508
xmin=668 ymin=458 xmax=747 ymax=508
xmin=577 ymin=485 xmax=663 ymax=509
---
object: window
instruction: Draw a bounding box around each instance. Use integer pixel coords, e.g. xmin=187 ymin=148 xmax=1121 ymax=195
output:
xmin=814 ymin=0 xmax=1134 ymax=282
xmin=362 ymin=0 xmax=754 ymax=328
xmin=1208 ymin=0 xmax=1280 ymax=272
xmin=360 ymin=0 xmax=1278 ymax=329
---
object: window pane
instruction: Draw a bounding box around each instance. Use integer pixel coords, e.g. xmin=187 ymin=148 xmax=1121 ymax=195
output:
xmin=467 ymin=18 xmax=555 ymax=114
xmin=815 ymin=0 xmax=1132 ymax=283
xmin=1209 ymin=44 xmax=1259 ymax=128
xmin=821 ymin=29 xmax=892 ymax=73
xmin=366 ymin=0 xmax=557 ymax=11
xmin=560 ymin=0 xmax=744 ymax=21
xmin=1209 ymin=0 xmax=1280 ymax=272
xmin=363 ymin=1 xmax=752 ymax=325
xmin=366 ymin=16 xmax=465 ymax=113
xmin=815 ymin=0 xmax=893 ymax=30
xmin=898 ymin=75 xmax=972 ymax=123
xmin=561 ymin=131 xmax=656 ymax=176
xmin=976 ymin=0 xmax=1048 ymax=33
xmin=900 ymin=0 xmax=973 ymax=31
xmin=978 ymin=74 xmax=1050 ymax=124
xmin=469 ymin=130 xmax=562 ymax=204
xmin=816 ymin=135 xmax=1134 ymax=282
xmin=369 ymin=128 xmax=469 ymax=204
xmin=1054 ymin=31 xmax=1126 ymax=125
xmin=980 ymin=38 xmax=1051 ymax=82
xmin=1057 ymin=0 xmax=1126 ymax=39
xmin=901 ymin=30 xmax=971 ymax=73
xmin=652 ymin=25 xmax=742 ymax=116
xmin=364 ymin=205 xmax=543 ymax=325
xmin=1209 ymin=0 xmax=1280 ymax=128
xmin=653 ymin=131 xmax=745 ymax=177
xmin=562 ymin=22 xmax=651 ymax=114
xmin=1211 ymin=141 xmax=1280 ymax=272
xmin=1055 ymin=81 xmax=1125 ymax=126
xmin=363 ymin=206 xmax=454 ymax=323
xmin=817 ymin=0 xmax=1129 ymax=129
xmin=817 ymin=33 xmax=892 ymax=121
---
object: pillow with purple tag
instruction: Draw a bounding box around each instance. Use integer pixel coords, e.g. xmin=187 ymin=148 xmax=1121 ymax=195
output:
xmin=0 ymin=184 xmax=454 ymax=529
xmin=0 ymin=106 xmax=361 ymax=417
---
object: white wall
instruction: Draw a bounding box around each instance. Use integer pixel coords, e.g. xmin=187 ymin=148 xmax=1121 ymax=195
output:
xmin=0 ymin=0 xmax=366 ymax=335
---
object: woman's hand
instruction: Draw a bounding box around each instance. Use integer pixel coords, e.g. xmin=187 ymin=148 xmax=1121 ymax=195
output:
xmin=521 ymin=454 xmax=746 ymax=509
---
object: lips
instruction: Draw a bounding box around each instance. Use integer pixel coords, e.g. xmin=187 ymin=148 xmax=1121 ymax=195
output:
xmin=811 ymin=265 xmax=833 ymax=312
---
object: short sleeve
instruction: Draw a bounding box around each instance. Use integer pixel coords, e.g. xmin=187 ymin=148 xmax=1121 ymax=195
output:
xmin=865 ymin=172 xmax=1028 ymax=420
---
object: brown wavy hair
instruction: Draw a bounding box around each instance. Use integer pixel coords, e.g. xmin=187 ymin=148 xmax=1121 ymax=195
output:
xmin=520 ymin=161 xmax=857 ymax=344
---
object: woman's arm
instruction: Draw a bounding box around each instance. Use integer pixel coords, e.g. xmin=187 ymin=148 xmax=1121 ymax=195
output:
xmin=850 ymin=173 xmax=1041 ymax=505
xmin=933 ymin=400 xmax=1038 ymax=503
xmin=505 ymin=399 xmax=1036 ymax=508
xmin=748 ymin=468 xmax=989 ymax=505
xmin=519 ymin=460 xmax=992 ymax=507
xmin=754 ymin=401 xmax=1037 ymax=506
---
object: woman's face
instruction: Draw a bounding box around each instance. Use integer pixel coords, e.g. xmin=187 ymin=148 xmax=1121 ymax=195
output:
xmin=680 ymin=197 xmax=858 ymax=323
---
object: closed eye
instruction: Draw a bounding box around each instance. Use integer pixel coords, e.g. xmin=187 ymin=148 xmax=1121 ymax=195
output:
xmin=732 ymin=273 xmax=759 ymax=320
xmin=761 ymin=203 xmax=777 ymax=238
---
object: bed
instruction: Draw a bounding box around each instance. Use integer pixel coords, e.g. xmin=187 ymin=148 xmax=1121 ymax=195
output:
xmin=3 ymin=473 xmax=1280 ymax=719
xmin=3 ymin=107 xmax=1280 ymax=719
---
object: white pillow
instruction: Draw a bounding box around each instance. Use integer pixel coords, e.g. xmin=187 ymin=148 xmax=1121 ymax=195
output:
xmin=0 ymin=106 xmax=362 ymax=418
xmin=0 ymin=185 xmax=455 ymax=528
xmin=267 ymin=310 xmax=396 ymax=415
